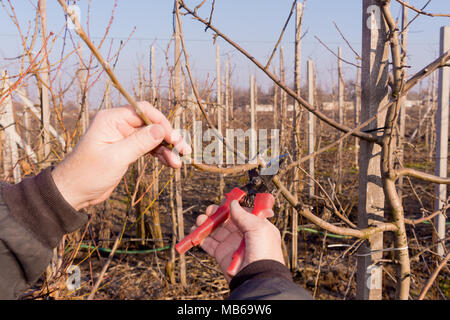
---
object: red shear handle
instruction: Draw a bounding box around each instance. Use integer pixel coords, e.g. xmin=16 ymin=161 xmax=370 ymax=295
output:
xmin=227 ymin=193 xmax=275 ymax=276
xmin=175 ymin=188 xmax=247 ymax=255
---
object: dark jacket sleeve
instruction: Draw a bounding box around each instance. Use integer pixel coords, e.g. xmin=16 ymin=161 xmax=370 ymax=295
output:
xmin=228 ymin=260 xmax=314 ymax=300
xmin=0 ymin=167 xmax=88 ymax=299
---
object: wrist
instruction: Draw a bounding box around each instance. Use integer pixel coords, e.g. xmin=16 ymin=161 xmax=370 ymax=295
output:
xmin=51 ymin=164 xmax=84 ymax=211
xmin=229 ymin=259 xmax=292 ymax=292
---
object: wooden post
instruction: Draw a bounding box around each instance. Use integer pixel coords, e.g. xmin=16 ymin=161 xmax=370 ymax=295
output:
xmin=174 ymin=3 xmax=186 ymax=286
xmin=337 ymin=47 xmax=344 ymax=194
xmin=307 ymin=60 xmax=315 ymax=197
xmin=38 ymin=0 xmax=51 ymax=165
xmin=357 ymin=0 xmax=389 ymax=300
xmin=435 ymin=25 xmax=449 ymax=257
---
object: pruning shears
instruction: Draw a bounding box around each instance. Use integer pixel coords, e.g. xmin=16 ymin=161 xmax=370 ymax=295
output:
xmin=175 ymin=159 xmax=283 ymax=276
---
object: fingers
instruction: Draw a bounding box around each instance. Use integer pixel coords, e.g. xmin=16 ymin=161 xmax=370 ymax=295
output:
xmin=106 ymin=102 xmax=192 ymax=168
xmin=113 ymin=124 xmax=166 ymax=164
xmin=203 ymin=205 xmax=239 ymax=234
xmin=135 ymin=102 xmax=191 ymax=156
xmin=229 ymin=200 xmax=264 ymax=234
xmin=194 ymin=211 xmax=237 ymax=242
xmin=205 ymin=205 xmax=219 ymax=216
xmin=151 ymin=145 xmax=182 ymax=169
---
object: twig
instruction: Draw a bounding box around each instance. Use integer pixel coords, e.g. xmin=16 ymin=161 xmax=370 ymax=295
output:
xmin=178 ymin=0 xmax=376 ymax=143
xmin=418 ymin=252 xmax=450 ymax=300
xmin=57 ymin=0 xmax=154 ymax=127
xmin=265 ymin=0 xmax=298 ymax=70
xmin=405 ymin=204 xmax=450 ymax=226
xmin=333 ymin=21 xmax=361 ymax=60
xmin=87 ymin=217 xmax=128 ymax=300
xmin=395 ymin=0 xmax=450 ymax=17
xmin=314 ymin=35 xmax=361 ymax=68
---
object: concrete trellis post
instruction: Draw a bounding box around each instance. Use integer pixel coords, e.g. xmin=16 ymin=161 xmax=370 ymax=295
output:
xmin=16 ymin=89 xmax=65 ymax=151
xmin=354 ymin=66 xmax=361 ymax=168
xmin=273 ymin=67 xmax=279 ymax=130
xmin=0 ymin=75 xmax=21 ymax=183
xmin=38 ymin=0 xmax=51 ymax=165
xmin=337 ymin=47 xmax=344 ymax=194
xmin=307 ymin=59 xmax=315 ymax=197
xmin=216 ymin=45 xmax=224 ymax=198
xmin=150 ymin=45 xmax=157 ymax=104
xmin=435 ymin=25 xmax=449 ymax=257
xmin=250 ymin=75 xmax=257 ymax=163
xmin=77 ymin=42 xmax=89 ymax=135
xmin=225 ymin=59 xmax=230 ymax=128
xmin=280 ymin=47 xmax=287 ymax=145
xmin=357 ymin=0 xmax=390 ymax=300
xmin=174 ymin=5 xmax=186 ymax=286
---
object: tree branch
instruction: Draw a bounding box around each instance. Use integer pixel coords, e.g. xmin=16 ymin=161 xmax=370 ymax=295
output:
xmin=178 ymin=0 xmax=377 ymax=143
xmin=395 ymin=0 xmax=450 ymax=18
xmin=418 ymin=252 xmax=450 ymax=300
xmin=405 ymin=204 xmax=450 ymax=226
xmin=395 ymin=168 xmax=450 ymax=184
xmin=265 ymin=0 xmax=298 ymax=70
xmin=272 ymin=176 xmax=398 ymax=239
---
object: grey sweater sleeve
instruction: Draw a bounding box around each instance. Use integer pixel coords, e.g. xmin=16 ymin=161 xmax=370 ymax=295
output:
xmin=0 ymin=167 xmax=88 ymax=299
xmin=228 ymin=260 xmax=314 ymax=300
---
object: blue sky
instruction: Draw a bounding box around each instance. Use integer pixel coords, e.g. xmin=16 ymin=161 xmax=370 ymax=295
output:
xmin=0 ymin=0 xmax=449 ymax=104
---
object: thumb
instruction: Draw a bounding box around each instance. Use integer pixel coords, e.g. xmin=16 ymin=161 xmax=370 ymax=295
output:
xmin=229 ymin=200 xmax=262 ymax=234
xmin=114 ymin=124 xmax=165 ymax=164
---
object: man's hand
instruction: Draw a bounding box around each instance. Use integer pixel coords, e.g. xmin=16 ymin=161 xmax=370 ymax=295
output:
xmin=52 ymin=102 xmax=191 ymax=210
xmin=195 ymin=200 xmax=285 ymax=282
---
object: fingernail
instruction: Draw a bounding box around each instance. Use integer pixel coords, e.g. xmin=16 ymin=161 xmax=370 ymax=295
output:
xmin=148 ymin=124 xmax=165 ymax=140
